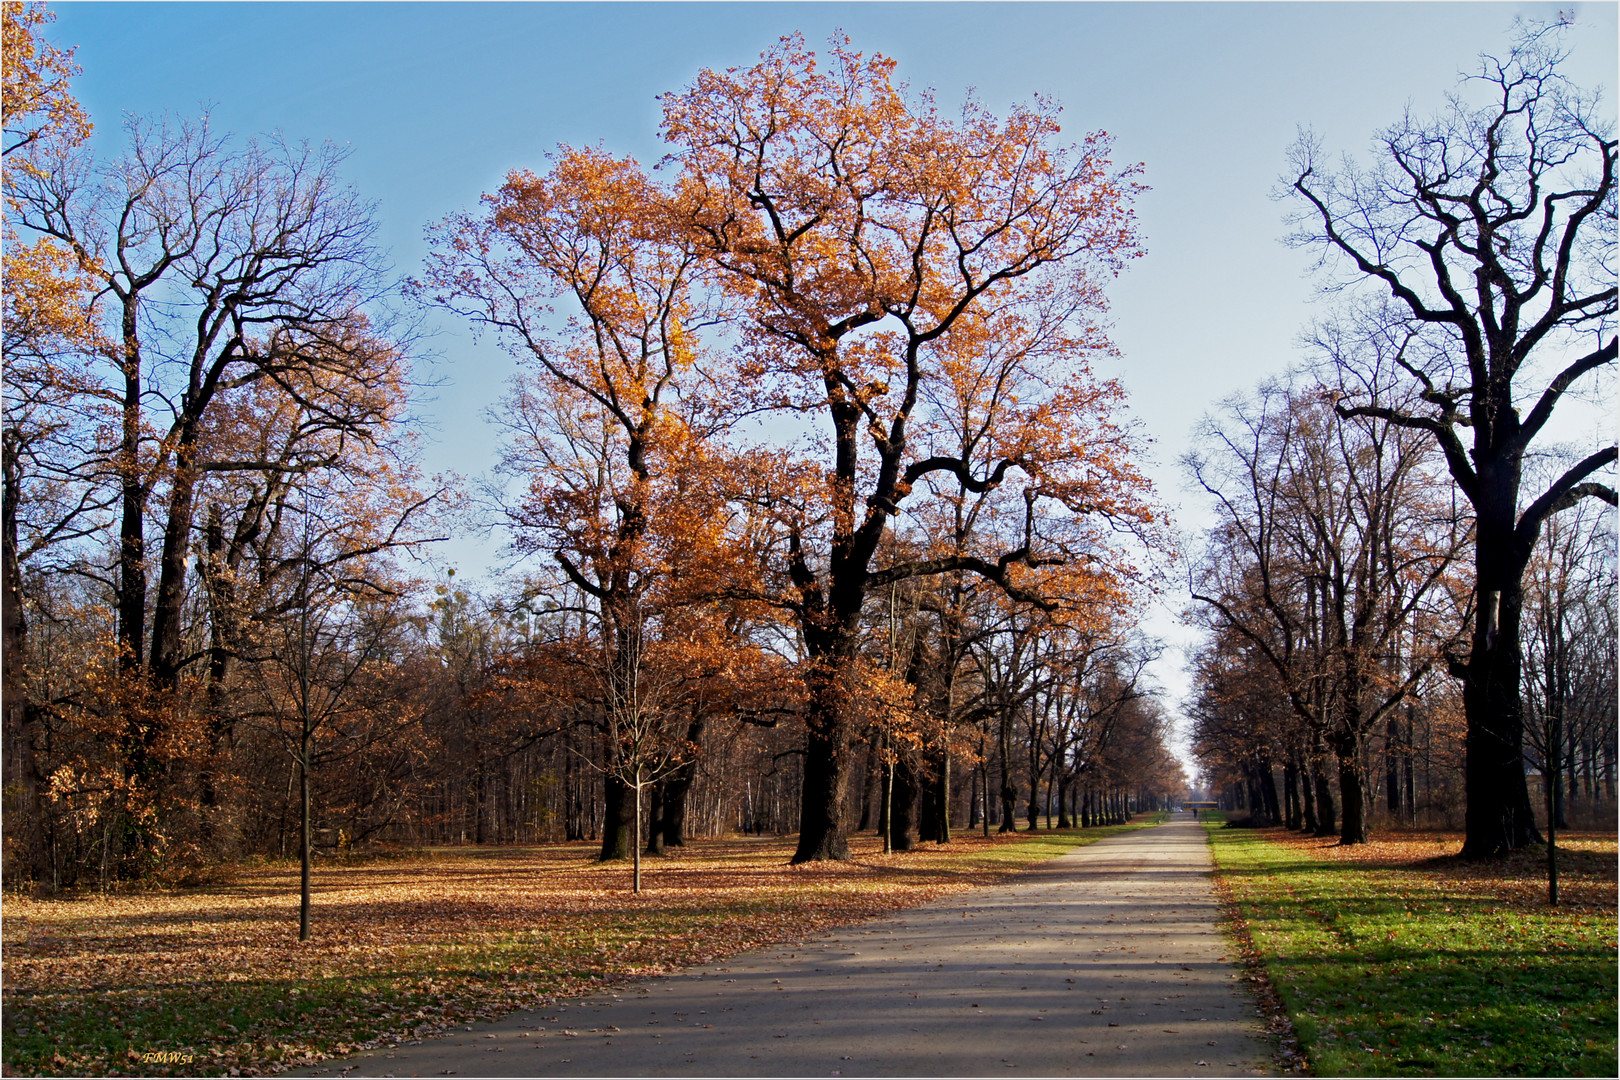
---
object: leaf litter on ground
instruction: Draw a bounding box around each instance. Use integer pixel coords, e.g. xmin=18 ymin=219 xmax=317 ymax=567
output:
xmin=3 ymin=823 xmax=1153 ymax=1076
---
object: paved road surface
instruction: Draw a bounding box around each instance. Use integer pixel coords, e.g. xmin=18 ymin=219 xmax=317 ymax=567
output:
xmin=303 ymin=816 xmax=1273 ymax=1077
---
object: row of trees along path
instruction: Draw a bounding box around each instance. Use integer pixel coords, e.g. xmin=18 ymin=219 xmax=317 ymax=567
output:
xmin=1187 ymin=18 xmax=1615 ymax=857
xmin=5 ymin=8 xmax=1178 ymax=907
xmin=414 ymin=35 xmax=1167 ymax=869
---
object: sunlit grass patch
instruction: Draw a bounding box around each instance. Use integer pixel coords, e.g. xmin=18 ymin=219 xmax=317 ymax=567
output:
xmin=1207 ymin=823 xmax=1617 ymax=1077
xmin=2 ymin=818 xmax=1160 ymax=1076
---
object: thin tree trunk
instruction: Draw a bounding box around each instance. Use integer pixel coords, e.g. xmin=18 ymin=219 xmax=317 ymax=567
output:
xmin=1300 ymin=753 xmax=1318 ymax=834
xmin=998 ymin=710 xmax=1018 ymax=832
xmin=299 ymin=735 xmax=312 ymax=942
xmin=633 ymin=776 xmax=643 ymax=893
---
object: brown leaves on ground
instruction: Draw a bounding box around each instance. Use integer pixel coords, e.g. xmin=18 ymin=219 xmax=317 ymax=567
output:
xmin=1261 ymin=828 xmax=1617 ymax=913
xmin=1 ymin=830 xmax=1091 ymax=1077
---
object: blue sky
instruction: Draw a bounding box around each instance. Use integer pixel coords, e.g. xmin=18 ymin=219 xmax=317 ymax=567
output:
xmin=45 ymin=1 xmax=1619 ymax=740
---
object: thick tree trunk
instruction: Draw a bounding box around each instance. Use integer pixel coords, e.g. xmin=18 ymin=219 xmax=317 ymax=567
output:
xmin=116 ymin=313 xmax=147 ymax=676
xmin=149 ymin=432 xmax=202 ymax=689
xmin=890 ymin=750 xmax=920 ymax=851
xmin=1337 ymin=741 xmax=1368 ymax=845
xmin=921 ymin=750 xmax=950 ymax=843
xmin=1 ymin=444 xmax=50 ymax=886
xmin=1460 ymin=498 xmax=1541 ymax=857
xmin=660 ymin=761 xmax=693 ymax=848
xmin=599 ymin=773 xmax=633 ymax=861
xmin=792 ymin=584 xmax=866 ymax=862
xmin=792 ymin=688 xmax=852 ymax=862
xmin=645 ymin=780 xmax=666 ymax=856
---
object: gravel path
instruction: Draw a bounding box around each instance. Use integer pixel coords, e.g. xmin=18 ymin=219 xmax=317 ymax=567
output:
xmin=303 ymin=816 xmax=1273 ymax=1077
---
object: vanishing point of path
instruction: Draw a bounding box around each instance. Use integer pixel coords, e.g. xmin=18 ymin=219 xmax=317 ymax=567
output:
xmin=304 ymin=817 xmax=1274 ymax=1077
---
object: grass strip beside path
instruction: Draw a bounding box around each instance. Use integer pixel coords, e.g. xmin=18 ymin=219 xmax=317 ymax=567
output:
xmin=1205 ymin=822 xmax=1617 ymax=1077
xmin=3 ymin=818 xmax=1161 ymax=1077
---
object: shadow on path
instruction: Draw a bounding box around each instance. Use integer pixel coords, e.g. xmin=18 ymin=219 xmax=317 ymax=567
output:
xmin=300 ymin=817 xmax=1274 ymax=1077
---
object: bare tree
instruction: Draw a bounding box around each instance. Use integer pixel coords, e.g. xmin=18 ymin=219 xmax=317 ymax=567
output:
xmin=1286 ymin=18 xmax=1616 ymax=855
xmin=8 ymin=115 xmax=402 ymax=691
xmin=245 ymin=487 xmax=425 ymax=939
xmin=1188 ymin=376 xmax=1470 ymax=843
xmin=1522 ymin=494 xmax=1616 ymax=902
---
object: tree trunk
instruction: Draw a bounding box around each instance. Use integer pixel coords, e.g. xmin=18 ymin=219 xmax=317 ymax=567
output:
xmin=474 ymin=757 xmax=488 ymax=845
xmin=632 ymin=778 xmax=643 ymax=893
xmin=1459 ymin=511 xmax=1541 ymax=857
xmin=1385 ymin=715 xmax=1403 ymax=818
xmin=1259 ymin=756 xmax=1281 ymax=826
xmin=1546 ymin=715 xmax=1560 ymax=906
xmin=967 ymin=764 xmax=981 ymax=830
xmin=563 ymin=738 xmax=585 ymax=841
xmin=1 ymin=445 xmax=50 ymax=886
xmin=1311 ymin=759 xmax=1336 ymax=837
xmin=116 ymin=307 xmax=147 ymax=676
xmin=980 ymin=753 xmax=992 ymax=837
xmin=149 ymin=429 xmax=202 ymax=689
xmin=890 ymin=750 xmax=920 ymax=851
xmin=1282 ymin=757 xmax=1301 ymax=830
xmin=858 ymin=736 xmax=878 ymax=832
xmin=599 ymin=773 xmax=633 ymax=861
xmin=926 ymin=750 xmax=950 ymax=843
xmin=299 ymin=736 xmax=312 ymax=942
xmin=997 ymin=709 xmax=1018 ymax=832
xmin=1300 ymin=752 xmax=1318 ymax=834
xmin=1337 ymin=740 xmax=1368 ymax=845
xmin=645 ymin=780 xmax=666 ymax=856
xmin=792 ymin=642 xmax=856 ymax=862
xmin=875 ymin=741 xmax=890 ymax=847
xmin=660 ymin=759 xmax=695 ymax=847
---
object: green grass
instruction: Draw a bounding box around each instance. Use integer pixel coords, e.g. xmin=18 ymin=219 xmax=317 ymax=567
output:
xmin=1206 ymin=823 xmax=1617 ymax=1077
xmin=3 ymin=818 xmax=1163 ymax=1077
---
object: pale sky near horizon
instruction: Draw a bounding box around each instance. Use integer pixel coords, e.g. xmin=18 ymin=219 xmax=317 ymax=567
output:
xmin=43 ymin=1 xmax=1620 ymax=767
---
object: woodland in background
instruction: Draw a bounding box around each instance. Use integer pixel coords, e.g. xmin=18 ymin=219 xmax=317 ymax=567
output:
xmin=2 ymin=7 xmax=1182 ymax=893
xmin=1186 ymin=378 xmax=1617 ymax=840
xmin=3 ymin=7 xmax=1613 ymax=895
xmin=1186 ymin=19 xmax=1617 ymax=847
